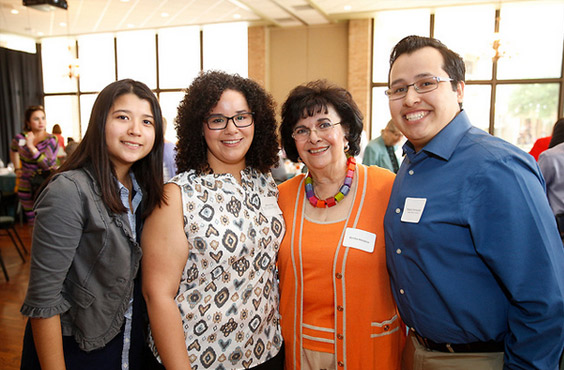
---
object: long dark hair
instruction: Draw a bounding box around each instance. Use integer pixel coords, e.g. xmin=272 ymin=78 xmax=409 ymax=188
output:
xmin=548 ymin=118 xmax=564 ymax=148
xmin=175 ymin=70 xmax=279 ymax=174
xmin=57 ymin=79 xmax=164 ymax=217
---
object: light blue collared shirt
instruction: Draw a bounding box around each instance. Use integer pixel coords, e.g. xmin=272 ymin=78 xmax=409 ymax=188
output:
xmin=117 ymin=173 xmax=142 ymax=370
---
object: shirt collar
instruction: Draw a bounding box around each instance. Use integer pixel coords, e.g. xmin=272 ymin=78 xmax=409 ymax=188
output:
xmin=117 ymin=172 xmax=143 ymax=212
xmin=403 ymin=110 xmax=472 ymax=161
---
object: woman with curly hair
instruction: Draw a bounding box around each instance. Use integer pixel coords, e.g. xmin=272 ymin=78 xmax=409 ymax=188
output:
xmin=141 ymin=71 xmax=285 ymax=370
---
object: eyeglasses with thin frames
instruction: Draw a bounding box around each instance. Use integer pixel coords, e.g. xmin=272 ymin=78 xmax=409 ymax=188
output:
xmin=204 ymin=112 xmax=254 ymax=130
xmin=292 ymin=121 xmax=341 ymax=142
xmin=385 ymin=76 xmax=454 ymax=101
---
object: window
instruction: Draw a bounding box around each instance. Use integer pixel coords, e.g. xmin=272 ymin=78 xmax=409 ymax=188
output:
xmin=158 ymin=27 xmax=200 ymax=89
xmin=77 ymin=34 xmax=115 ymax=92
xmin=203 ymin=22 xmax=248 ymax=76
xmin=372 ymin=1 xmax=564 ymax=150
xmin=116 ymin=30 xmax=157 ymax=88
xmin=40 ymin=22 xmax=248 ymax=141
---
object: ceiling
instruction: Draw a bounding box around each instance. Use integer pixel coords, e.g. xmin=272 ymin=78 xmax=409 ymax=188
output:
xmin=0 ymin=0 xmax=524 ymax=39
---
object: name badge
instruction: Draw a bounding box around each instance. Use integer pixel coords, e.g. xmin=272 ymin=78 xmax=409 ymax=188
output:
xmin=18 ymin=138 xmax=26 ymax=146
xmin=401 ymin=197 xmax=427 ymax=223
xmin=343 ymin=228 xmax=376 ymax=253
xmin=261 ymin=196 xmax=282 ymax=216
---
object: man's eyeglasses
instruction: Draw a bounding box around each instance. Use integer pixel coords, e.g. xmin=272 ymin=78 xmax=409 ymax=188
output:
xmin=205 ymin=112 xmax=254 ymax=130
xmin=292 ymin=121 xmax=341 ymax=142
xmin=385 ymin=76 xmax=454 ymax=101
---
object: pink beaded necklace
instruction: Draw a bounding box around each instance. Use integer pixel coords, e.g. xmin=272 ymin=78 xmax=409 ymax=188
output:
xmin=304 ymin=156 xmax=356 ymax=208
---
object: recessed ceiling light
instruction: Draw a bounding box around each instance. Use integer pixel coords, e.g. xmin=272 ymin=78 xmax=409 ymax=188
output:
xmin=11 ymin=9 xmax=19 ymax=15
xmin=59 ymin=22 xmax=67 ymax=27
xmin=344 ymin=5 xmax=352 ymax=11
xmin=233 ymin=13 xmax=241 ymax=19
xmin=127 ymin=24 xmax=135 ymax=28
xmin=38 ymin=31 xmax=44 ymax=36
xmin=161 ymin=12 xmax=169 ymax=17
xmin=120 ymin=0 xmax=130 ymax=2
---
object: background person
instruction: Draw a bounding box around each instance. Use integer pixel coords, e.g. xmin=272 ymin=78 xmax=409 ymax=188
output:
xmin=538 ymin=118 xmax=564 ymax=236
xmin=362 ymin=119 xmax=403 ymax=172
xmin=384 ymin=35 xmax=564 ymax=369
xmin=141 ymin=71 xmax=284 ymax=370
xmin=278 ymin=80 xmax=405 ymax=370
xmin=20 ymin=79 xmax=165 ymax=370
xmin=52 ymin=124 xmax=67 ymax=165
xmin=10 ymin=105 xmax=58 ymax=225
xmin=161 ymin=117 xmax=177 ymax=182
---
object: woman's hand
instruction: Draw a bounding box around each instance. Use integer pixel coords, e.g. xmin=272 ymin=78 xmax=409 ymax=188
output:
xmin=25 ymin=132 xmax=39 ymax=156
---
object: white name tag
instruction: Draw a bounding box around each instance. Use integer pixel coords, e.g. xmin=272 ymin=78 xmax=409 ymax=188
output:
xmin=262 ymin=196 xmax=282 ymax=216
xmin=401 ymin=197 xmax=427 ymax=223
xmin=18 ymin=138 xmax=26 ymax=146
xmin=343 ymin=228 xmax=376 ymax=253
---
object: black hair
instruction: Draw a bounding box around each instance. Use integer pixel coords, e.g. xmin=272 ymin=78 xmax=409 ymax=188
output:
xmin=175 ymin=70 xmax=279 ymax=174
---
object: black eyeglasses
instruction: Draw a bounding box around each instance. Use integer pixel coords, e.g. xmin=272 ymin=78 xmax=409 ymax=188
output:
xmin=385 ymin=76 xmax=454 ymax=101
xmin=204 ymin=112 xmax=254 ymax=130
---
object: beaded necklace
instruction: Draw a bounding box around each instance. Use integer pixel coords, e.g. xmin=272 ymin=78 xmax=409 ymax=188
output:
xmin=304 ymin=156 xmax=356 ymax=208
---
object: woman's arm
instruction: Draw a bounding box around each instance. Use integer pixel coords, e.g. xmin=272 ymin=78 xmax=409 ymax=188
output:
xmin=30 ymin=316 xmax=66 ymax=370
xmin=141 ymin=183 xmax=192 ymax=370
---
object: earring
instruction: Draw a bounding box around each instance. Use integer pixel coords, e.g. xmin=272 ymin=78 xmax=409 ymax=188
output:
xmin=344 ymin=143 xmax=350 ymax=152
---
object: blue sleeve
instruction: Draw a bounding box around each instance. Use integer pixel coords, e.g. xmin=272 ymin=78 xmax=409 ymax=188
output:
xmin=466 ymin=154 xmax=564 ymax=369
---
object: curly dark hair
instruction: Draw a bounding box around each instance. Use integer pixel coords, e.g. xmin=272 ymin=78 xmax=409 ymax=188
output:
xmin=175 ymin=71 xmax=279 ymax=174
xmin=280 ymin=79 xmax=364 ymax=163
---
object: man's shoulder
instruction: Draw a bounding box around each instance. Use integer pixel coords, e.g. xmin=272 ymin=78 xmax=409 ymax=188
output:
xmin=460 ymin=127 xmax=531 ymax=163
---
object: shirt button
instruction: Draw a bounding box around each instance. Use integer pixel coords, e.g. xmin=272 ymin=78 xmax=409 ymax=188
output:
xmin=337 ymin=334 xmax=344 ymax=340
xmin=337 ymin=305 xmax=344 ymax=311
xmin=395 ymin=208 xmax=401 ymax=214
xmin=409 ymin=170 xmax=414 ymax=175
xmin=384 ymin=325 xmax=390 ymax=331
xmin=400 ymin=289 xmax=405 ymax=295
xmin=335 ymin=273 xmax=342 ymax=279
xmin=396 ymin=248 xmax=401 ymax=254
xmin=338 ymin=361 xmax=345 ymax=367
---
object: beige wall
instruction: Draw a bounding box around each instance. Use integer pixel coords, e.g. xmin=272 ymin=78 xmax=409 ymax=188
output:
xmin=249 ymin=21 xmax=373 ymax=133
xmin=268 ymin=23 xmax=348 ymax=114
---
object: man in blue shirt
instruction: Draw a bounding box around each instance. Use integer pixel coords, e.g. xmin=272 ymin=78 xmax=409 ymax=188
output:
xmin=362 ymin=119 xmax=403 ymax=173
xmin=384 ymin=35 xmax=564 ymax=369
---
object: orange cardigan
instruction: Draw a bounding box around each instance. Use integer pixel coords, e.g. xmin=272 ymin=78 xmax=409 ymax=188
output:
xmin=278 ymin=164 xmax=405 ymax=370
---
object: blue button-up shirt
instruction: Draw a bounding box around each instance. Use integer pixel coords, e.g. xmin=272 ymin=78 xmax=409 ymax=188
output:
xmin=385 ymin=110 xmax=564 ymax=369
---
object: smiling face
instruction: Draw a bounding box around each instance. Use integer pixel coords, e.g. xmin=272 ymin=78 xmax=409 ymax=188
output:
xmin=388 ymin=46 xmax=464 ymax=152
xmin=294 ymin=104 xmax=348 ymax=174
xmin=203 ymin=89 xmax=254 ymax=176
xmin=105 ymin=93 xmax=156 ymax=180
xmin=28 ymin=110 xmax=47 ymax=133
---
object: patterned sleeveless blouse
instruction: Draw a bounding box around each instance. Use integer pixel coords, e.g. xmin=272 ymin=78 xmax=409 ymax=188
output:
xmin=149 ymin=168 xmax=285 ymax=369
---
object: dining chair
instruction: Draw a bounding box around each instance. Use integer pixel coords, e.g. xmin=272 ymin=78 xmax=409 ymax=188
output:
xmin=0 ymin=191 xmax=28 ymax=281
